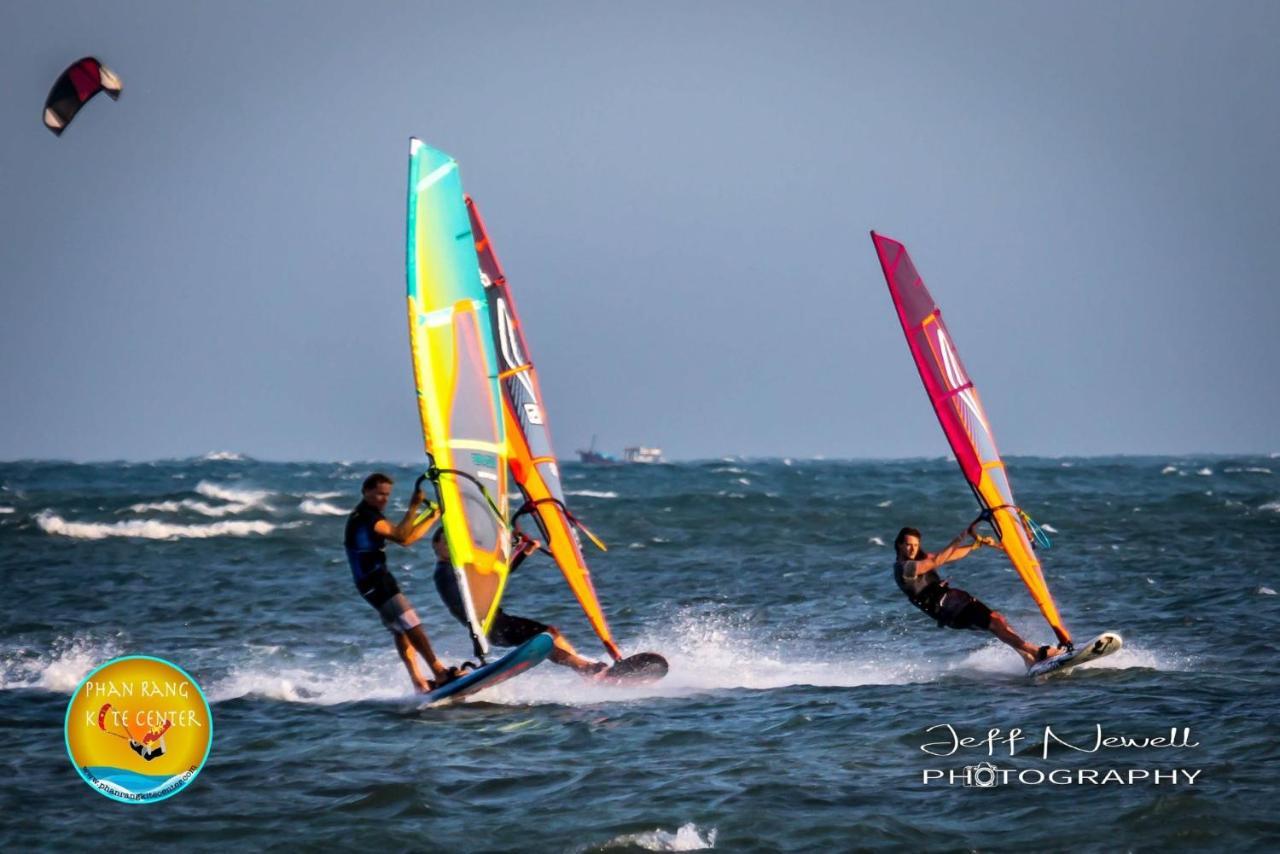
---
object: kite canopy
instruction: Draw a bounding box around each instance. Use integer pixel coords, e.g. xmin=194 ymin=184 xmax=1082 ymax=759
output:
xmin=43 ymin=57 xmax=122 ymax=136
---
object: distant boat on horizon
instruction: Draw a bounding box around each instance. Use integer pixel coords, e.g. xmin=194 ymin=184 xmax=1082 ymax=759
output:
xmin=576 ymin=436 xmax=664 ymax=465
xmin=621 ymin=446 xmax=663 ymax=464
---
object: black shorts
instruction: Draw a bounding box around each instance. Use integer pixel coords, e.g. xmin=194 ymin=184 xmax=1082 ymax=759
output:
xmin=488 ymin=610 xmax=548 ymax=648
xmin=357 ymin=570 xmax=422 ymax=636
xmin=936 ymin=587 xmax=993 ymax=631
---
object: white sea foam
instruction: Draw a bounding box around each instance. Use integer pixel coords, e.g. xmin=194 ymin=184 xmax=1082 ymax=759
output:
xmin=127 ymin=498 xmax=252 ymax=517
xmin=1259 ymin=586 xmax=1277 ymax=596
xmin=736 ymin=477 xmax=751 ymax=485
xmin=1196 ymin=467 xmax=1213 ymax=476
xmin=0 ymin=636 xmax=124 ymax=692
xmin=710 ymin=466 xmax=746 ymax=474
xmin=0 ymin=507 xmax=14 ymax=514
xmin=592 ymin=823 xmax=717 ymax=851
xmin=566 ymin=489 xmax=619 ymax=499
xmin=205 ymin=661 xmax=408 ymax=705
xmin=201 ymin=450 xmax=246 ymax=461
xmin=306 ymin=491 xmax=344 ymax=500
xmin=299 ymin=499 xmax=347 ymax=516
xmin=36 ymin=511 xmax=279 ymax=540
xmin=480 ymin=611 xmax=938 ymax=709
xmin=1041 ymin=523 xmax=1059 ymax=533
xmin=953 ymin=637 xmax=1179 ymax=679
xmin=869 ymin=536 xmax=885 ymax=546
xmin=1070 ymin=642 xmax=1181 ymax=674
xmin=1060 ymin=461 xmax=1074 ymax=468
xmin=1260 ymin=501 xmax=1280 ymax=513
xmin=877 ymin=500 xmax=892 ymax=508
xmin=193 ymin=616 xmax=1180 ymax=719
xmin=1224 ymin=466 xmax=1272 ymax=474
xmin=1161 ymin=465 xmax=1179 ymax=475
xmin=782 ymin=458 xmax=793 ymax=466
xmin=195 ymin=480 xmax=270 ymax=505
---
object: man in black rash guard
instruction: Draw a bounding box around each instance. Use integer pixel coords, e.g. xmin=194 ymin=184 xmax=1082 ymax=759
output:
xmin=893 ymin=525 xmax=1065 ymax=668
xmin=345 ymin=472 xmax=465 ymax=692
xmin=432 ymin=527 xmax=607 ymax=677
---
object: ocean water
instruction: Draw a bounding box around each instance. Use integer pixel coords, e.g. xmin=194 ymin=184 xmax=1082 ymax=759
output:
xmin=2 ymin=455 xmax=1278 ymax=851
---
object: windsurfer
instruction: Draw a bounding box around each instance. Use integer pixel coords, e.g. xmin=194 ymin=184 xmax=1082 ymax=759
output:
xmin=345 ymin=473 xmax=467 ymax=693
xmin=432 ymin=527 xmax=608 ymax=677
xmin=893 ymin=525 xmax=1065 ymax=668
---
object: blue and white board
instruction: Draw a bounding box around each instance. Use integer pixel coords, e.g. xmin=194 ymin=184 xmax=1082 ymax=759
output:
xmin=417 ymin=632 xmax=553 ymax=708
xmin=1027 ymin=632 xmax=1122 ymax=680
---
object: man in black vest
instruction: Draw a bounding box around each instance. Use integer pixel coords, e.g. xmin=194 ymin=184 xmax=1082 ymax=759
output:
xmin=893 ymin=525 xmax=1064 ymax=668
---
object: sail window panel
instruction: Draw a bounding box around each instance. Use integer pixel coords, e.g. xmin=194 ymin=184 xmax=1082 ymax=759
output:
xmin=535 ymin=461 xmax=567 ymax=502
xmin=507 ymin=378 xmax=555 ymax=461
xmin=458 ymin=487 xmax=500 ymax=552
xmin=986 ymin=465 xmax=1018 ymax=510
xmin=448 ymin=311 xmax=503 ymax=451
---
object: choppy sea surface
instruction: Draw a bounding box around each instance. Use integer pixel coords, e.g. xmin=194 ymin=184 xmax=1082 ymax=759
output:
xmin=2 ymin=455 xmax=1278 ymax=851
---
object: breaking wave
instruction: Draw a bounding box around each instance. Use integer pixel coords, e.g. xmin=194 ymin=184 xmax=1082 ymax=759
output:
xmin=36 ymin=511 xmax=281 ymax=540
xmin=299 ymin=499 xmax=347 ymax=516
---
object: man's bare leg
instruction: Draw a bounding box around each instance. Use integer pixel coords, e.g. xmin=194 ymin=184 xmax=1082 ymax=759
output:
xmin=404 ymin=624 xmax=457 ymax=686
xmin=394 ymin=632 xmax=431 ymax=692
xmin=545 ymin=627 xmax=606 ymax=675
xmin=987 ymin=611 xmax=1064 ymax=668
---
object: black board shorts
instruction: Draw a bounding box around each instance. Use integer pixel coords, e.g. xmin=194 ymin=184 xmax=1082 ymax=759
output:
xmin=936 ymin=587 xmax=993 ymax=631
xmin=488 ymin=610 xmax=549 ymax=648
xmin=357 ymin=570 xmax=422 ymax=636
xmin=432 ymin=560 xmax=549 ymax=647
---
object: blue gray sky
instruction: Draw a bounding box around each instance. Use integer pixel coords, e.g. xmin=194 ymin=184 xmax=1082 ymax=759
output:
xmin=2 ymin=1 xmax=1277 ymax=461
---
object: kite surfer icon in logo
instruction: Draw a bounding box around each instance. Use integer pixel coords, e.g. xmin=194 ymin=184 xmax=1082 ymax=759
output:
xmin=64 ymin=656 xmax=212 ymax=803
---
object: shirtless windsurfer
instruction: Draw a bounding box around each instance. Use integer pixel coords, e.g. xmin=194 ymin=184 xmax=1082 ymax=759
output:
xmin=893 ymin=525 xmax=1066 ymax=668
xmin=432 ymin=527 xmax=608 ymax=677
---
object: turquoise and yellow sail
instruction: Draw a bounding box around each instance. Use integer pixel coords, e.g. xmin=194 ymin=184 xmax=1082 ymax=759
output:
xmin=405 ymin=138 xmax=510 ymax=659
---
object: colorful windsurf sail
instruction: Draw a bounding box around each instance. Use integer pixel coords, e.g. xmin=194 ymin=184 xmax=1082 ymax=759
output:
xmin=466 ymin=196 xmax=622 ymax=661
xmin=870 ymin=231 xmax=1072 ymax=647
xmin=406 ymin=139 xmax=511 ymax=660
